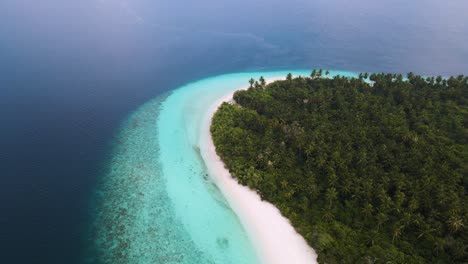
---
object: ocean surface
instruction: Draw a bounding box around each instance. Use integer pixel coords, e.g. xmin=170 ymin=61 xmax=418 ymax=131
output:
xmin=87 ymin=71 xmax=345 ymax=263
xmin=1 ymin=0 xmax=468 ymax=263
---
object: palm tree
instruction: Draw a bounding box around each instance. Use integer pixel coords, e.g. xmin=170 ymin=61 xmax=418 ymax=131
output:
xmin=325 ymin=187 xmax=338 ymax=210
xmin=392 ymin=225 xmax=403 ymax=243
xmin=447 ymin=216 xmax=464 ymax=233
xmin=322 ymin=209 xmax=335 ymax=222
xmin=341 ymin=180 xmax=353 ymax=195
xmin=254 ymin=81 xmax=260 ymax=89
xmin=280 ymin=180 xmax=288 ymax=188
xmin=453 ymin=241 xmax=467 ymax=259
xmin=417 ymin=226 xmax=435 ymax=240
xmin=325 ymin=70 xmax=330 ymax=76
xmin=310 ymin=69 xmax=317 ymax=79
xmin=286 ymin=73 xmax=293 ymax=81
xmin=362 ymin=203 xmax=373 ymax=219
xmin=259 ymin=76 xmax=266 ymax=87
xmin=376 ymin=213 xmax=388 ymax=231
xmin=432 ymin=238 xmax=445 ymax=256
xmin=249 ymin=78 xmax=255 ymax=88
xmin=396 ymin=73 xmax=403 ymax=82
xmin=363 ymin=256 xmax=378 ymax=264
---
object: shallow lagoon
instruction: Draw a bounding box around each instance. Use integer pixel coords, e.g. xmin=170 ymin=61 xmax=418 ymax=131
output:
xmin=2 ymin=1 xmax=468 ymax=263
xmin=91 ymin=70 xmax=359 ymax=263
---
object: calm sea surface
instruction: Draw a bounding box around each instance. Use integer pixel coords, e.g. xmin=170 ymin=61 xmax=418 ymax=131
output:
xmin=1 ymin=0 xmax=467 ymax=263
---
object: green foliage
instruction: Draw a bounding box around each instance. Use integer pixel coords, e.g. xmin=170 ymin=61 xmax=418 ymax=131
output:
xmin=211 ymin=72 xmax=468 ymax=263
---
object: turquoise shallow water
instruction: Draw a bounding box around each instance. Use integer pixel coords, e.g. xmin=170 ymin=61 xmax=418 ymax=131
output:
xmin=90 ymin=70 xmax=356 ymax=263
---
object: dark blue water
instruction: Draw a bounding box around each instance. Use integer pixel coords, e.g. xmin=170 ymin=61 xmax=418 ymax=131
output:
xmin=1 ymin=0 xmax=467 ymax=263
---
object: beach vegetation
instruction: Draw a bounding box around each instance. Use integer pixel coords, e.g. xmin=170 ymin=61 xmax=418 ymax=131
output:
xmin=211 ymin=72 xmax=468 ymax=263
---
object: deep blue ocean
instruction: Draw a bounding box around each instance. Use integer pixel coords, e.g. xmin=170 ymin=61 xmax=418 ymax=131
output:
xmin=1 ymin=0 xmax=467 ymax=263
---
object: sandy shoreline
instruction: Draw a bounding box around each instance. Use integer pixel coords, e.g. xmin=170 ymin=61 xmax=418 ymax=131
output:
xmin=199 ymin=78 xmax=318 ymax=264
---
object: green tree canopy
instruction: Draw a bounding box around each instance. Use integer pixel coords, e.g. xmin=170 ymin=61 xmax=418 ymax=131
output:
xmin=211 ymin=72 xmax=468 ymax=263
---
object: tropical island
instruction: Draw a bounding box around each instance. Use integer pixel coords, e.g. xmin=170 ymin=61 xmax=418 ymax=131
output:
xmin=211 ymin=71 xmax=467 ymax=263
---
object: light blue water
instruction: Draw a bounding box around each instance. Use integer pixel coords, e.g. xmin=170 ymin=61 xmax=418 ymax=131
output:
xmin=91 ymin=70 xmax=357 ymax=263
xmin=88 ymin=95 xmax=211 ymax=263
xmin=3 ymin=1 xmax=468 ymax=263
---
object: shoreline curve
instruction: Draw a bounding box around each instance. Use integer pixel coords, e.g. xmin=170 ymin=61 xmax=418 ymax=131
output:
xmin=199 ymin=77 xmax=318 ymax=264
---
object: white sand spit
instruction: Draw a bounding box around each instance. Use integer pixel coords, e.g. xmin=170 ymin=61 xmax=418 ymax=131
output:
xmin=199 ymin=78 xmax=318 ymax=264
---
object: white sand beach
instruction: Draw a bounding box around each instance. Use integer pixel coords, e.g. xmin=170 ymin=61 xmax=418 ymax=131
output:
xmin=199 ymin=78 xmax=318 ymax=264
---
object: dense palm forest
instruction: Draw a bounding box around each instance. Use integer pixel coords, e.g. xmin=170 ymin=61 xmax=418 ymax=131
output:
xmin=211 ymin=71 xmax=467 ymax=263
